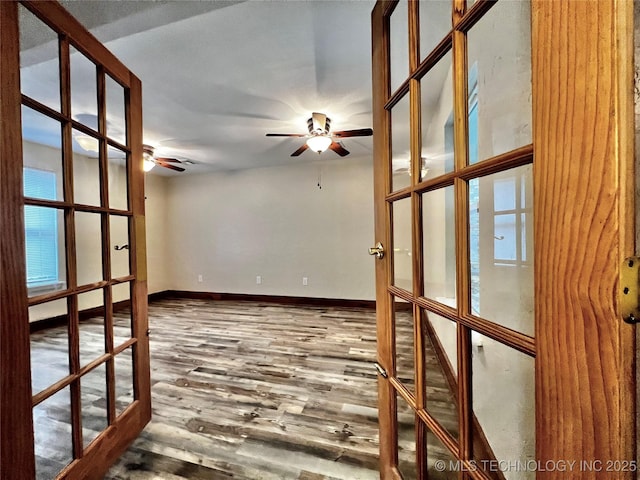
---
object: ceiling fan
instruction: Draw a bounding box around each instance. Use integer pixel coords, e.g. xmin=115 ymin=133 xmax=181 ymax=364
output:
xmin=143 ymin=145 xmax=186 ymax=172
xmin=266 ymin=112 xmax=373 ymax=157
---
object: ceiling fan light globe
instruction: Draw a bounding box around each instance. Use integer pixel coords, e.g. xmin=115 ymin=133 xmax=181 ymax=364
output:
xmin=143 ymin=158 xmax=156 ymax=172
xmin=75 ymin=135 xmax=99 ymax=152
xmin=306 ymin=135 xmax=332 ymax=153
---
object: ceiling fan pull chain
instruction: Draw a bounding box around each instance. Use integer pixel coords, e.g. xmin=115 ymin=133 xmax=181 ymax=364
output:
xmin=317 ymin=166 xmax=322 ymax=190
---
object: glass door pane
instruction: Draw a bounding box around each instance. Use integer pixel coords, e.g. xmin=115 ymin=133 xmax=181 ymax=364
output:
xmin=392 ymin=196 xmax=413 ymax=291
xmin=33 ymin=388 xmax=73 ymax=479
xmin=391 ymin=94 xmax=412 ymax=191
xmin=397 ymin=393 xmax=418 ymax=479
xmin=467 ymin=0 xmax=532 ymax=163
xmin=420 ymin=52 xmax=454 ymax=182
xmin=19 ymin=4 xmax=60 ymax=112
xmin=389 ymin=0 xmax=409 ymax=93
xmin=419 ymin=1 xmax=451 ymax=61
xmin=422 ymin=186 xmax=456 ymax=305
xmin=471 ymin=333 xmax=535 ymax=479
xmin=469 ymin=164 xmax=534 ymax=335
xmin=394 ymin=297 xmax=415 ymax=394
xmin=421 ymin=310 xmax=458 ymax=440
xmin=426 ymin=428 xmax=457 ymax=479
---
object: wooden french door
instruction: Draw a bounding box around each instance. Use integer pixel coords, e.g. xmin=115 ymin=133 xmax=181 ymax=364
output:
xmin=1 ymin=2 xmax=150 ymax=479
xmin=371 ymin=1 xmax=635 ymax=479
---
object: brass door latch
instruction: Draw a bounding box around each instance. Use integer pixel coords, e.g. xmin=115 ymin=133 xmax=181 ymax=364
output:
xmin=368 ymin=242 xmax=384 ymax=259
xmin=620 ymin=256 xmax=640 ymax=324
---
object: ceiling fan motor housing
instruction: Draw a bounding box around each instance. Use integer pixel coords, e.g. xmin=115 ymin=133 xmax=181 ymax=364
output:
xmin=307 ymin=116 xmax=331 ymax=135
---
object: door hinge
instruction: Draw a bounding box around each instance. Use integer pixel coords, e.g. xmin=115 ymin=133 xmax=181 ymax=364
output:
xmin=620 ymin=256 xmax=640 ymax=324
xmin=374 ymin=362 xmax=388 ymax=378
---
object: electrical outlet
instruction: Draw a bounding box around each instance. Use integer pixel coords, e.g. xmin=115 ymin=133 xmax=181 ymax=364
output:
xmin=302 ymin=277 xmax=308 ymax=286
xmin=256 ymin=275 xmax=262 ymax=285
xmin=197 ymin=274 xmax=203 ymax=283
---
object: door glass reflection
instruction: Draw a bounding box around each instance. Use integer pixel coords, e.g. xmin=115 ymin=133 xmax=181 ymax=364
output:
xmin=421 ymin=310 xmax=458 ymax=439
xmin=105 ymin=75 xmax=126 ymax=145
xmin=112 ymin=282 xmax=133 ymax=347
xmin=389 ymin=0 xmax=409 ymax=94
xmin=467 ymin=0 xmax=532 ymax=163
xmin=110 ymin=215 xmax=130 ymax=279
xmin=419 ymin=1 xmax=451 ymax=61
xmin=75 ymin=212 xmax=104 ymax=286
xmin=25 ymin=207 xmax=66 ymax=298
xmin=393 ymin=197 xmax=413 ymax=291
xmin=33 ymin=387 xmax=73 ymax=480
xmin=115 ymin=346 xmax=135 ymax=416
xmin=422 ymin=186 xmax=456 ymax=305
xmin=469 ymin=164 xmax=533 ymax=336
xmin=108 ymin=146 xmax=129 ymax=211
xmin=19 ymin=4 xmax=60 ymax=112
xmin=394 ymin=297 xmax=415 ymax=394
xmin=81 ymin=363 xmax=108 ymax=448
xmin=397 ymin=393 xmax=417 ymax=479
xmin=70 ymin=46 xmax=98 ymax=131
xmin=420 ymin=52 xmax=454 ymax=181
xmin=29 ymin=299 xmax=69 ymax=395
xmin=73 ymin=128 xmax=101 ymax=206
xmin=426 ymin=428 xmax=458 ymax=479
xmin=22 ymin=107 xmax=64 ymax=201
xmin=391 ymin=94 xmax=412 ymax=192
xmin=472 ymin=333 xmax=535 ymax=480
xmin=78 ymin=290 xmax=106 ymax=367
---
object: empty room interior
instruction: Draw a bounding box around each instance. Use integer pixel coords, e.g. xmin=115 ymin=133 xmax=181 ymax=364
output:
xmin=2 ymin=1 xmax=638 ymax=480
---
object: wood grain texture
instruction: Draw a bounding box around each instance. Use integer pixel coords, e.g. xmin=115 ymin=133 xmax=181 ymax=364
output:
xmin=0 ymin=2 xmax=36 ymax=478
xmin=532 ymin=0 xmax=636 ymax=476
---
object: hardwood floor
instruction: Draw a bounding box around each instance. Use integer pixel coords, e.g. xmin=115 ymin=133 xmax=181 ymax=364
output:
xmin=106 ymin=298 xmax=381 ymax=479
xmin=29 ymin=297 xmax=460 ymax=479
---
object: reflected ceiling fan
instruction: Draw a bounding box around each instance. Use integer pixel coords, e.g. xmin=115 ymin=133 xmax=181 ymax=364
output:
xmin=143 ymin=145 xmax=185 ymax=172
xmin=266 ymin=112 xmax=373 ymax=157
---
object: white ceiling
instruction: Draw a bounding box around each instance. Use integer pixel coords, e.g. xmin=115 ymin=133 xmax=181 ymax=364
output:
xmin=54 ymin=0 xmax=377 ymax=175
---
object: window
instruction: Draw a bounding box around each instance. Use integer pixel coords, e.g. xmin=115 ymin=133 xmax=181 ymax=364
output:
xmin=492 ymin=172 xmax=531 ymax=265
xmin=23 ymin=167 xmax=61 ymax=290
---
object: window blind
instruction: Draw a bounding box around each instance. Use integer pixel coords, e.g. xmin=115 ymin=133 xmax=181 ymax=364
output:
xmin=23 ymin=168 xmax=59 ymax=287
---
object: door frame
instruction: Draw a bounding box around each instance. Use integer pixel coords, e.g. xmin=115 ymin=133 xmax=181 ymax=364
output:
xmin=0 ymin=2 xmax=150 ymax=478
xmin=371 ymin=0 xmax=636 ymax=478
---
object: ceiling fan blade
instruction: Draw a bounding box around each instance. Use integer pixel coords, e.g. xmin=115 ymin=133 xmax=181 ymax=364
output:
xmin=311 ymin=112 xmax=327 ymax=132
xmin=266 ymin=133 xmax=307 ymax=137
xmin=332 ymin=128 xmax=373 ymax=138
xmin=154 ymin=157 xmax=182 ymax=163
xmin=291 ymin=143 xmax=309 ymax=157
xmin=157 ymin=162 xmax=185 ymax=172
xmin=329 ymin=141 xmax=350 ymax=157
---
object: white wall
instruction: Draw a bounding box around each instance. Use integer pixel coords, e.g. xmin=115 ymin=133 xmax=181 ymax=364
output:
xmin=164 ymin=156 xmax=376 ymax=300
xmin=144 ymin=174 xmax=170 ymax=294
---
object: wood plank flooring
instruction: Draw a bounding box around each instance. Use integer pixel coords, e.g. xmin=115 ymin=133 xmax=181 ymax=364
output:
xmin=29 ymin=297 xmax=460 ymax=479
xmin=106 ymin=299 xmax=381 ymax=479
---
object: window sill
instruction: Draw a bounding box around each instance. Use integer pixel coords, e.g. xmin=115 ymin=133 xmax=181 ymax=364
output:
xmin=28 ymin=281 xmax=66 ymax=297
